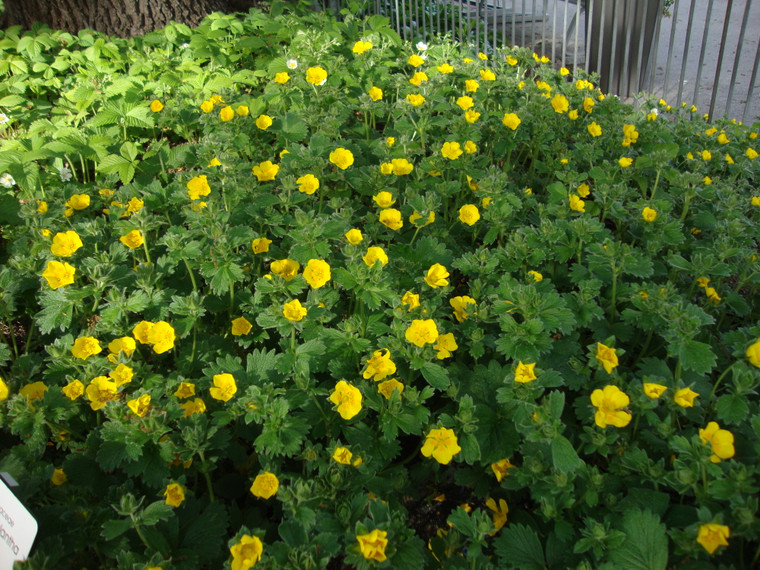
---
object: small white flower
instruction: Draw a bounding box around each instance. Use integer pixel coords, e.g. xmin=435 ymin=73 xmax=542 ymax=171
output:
xmin=650 ymin=108 xmax=659 ymax=116
xmin=286 ymin=59 xmax=298 ymax=70
xmin=59 ymin=167 xmax=72 ymax=182
xmin=181 ymin=43 xmax=189 ymax=48
xmin=0 ymin=113 xmax=8 ymax=125
xmin=0 ymin=173 xmax=15 ymax=188
xmin=416 ymin=41 xmax=428 ymax=51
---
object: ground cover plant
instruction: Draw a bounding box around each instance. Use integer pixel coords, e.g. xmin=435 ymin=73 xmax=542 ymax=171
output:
xmin=1 ymin=2 xmax=760 ymax=568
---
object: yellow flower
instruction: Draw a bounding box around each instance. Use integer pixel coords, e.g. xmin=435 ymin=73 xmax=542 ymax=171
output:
xmin=405 ymin=319 xmax=439 ymax=347
xmin=231 ymin=316 xmax=253 ymax=336
xmin=425 ymin=263 xmax=449 ymax=288
xmin=72 ymin=336 xmax=102 ymax=360
xmin=329 ymin=380 xmax=362 ymax=420
xmin=551 ymin=94 xmax=569 ymax=113
xmin=619 ymin=157 xmax=633 ymax=168
xmin=441 ymin=141 xmax=463 ymax=160
xmin=379 ymin=162 xmax=393 ymax=175
xmin=219 ymin=106 xmax=235 ymax=121
xmin=568 ymin=109 xmax=579 ymax=120
xmin=62 ymin=379 xmax=84 ymax=400
xmin=379 ymin=208 xmax=403 ymax=230
xmin=65 ymin=194 xmax=90 ymax=211
xmin=164 ymin=483 xmax=185 ymax=508
xmin=329 ymin=147 xmax=354 ymax=170
xmin=236 ymin=105 xmax=249 ymax=116
xmin=408 ymin=54 xmax=424 ymax=67
xmin=587 ymin=122 xmax=602 ymax=137
xmin=85 ymin=376 xmax=117 ymax=411
xmin=377 ymin=379 xmax=404 ymax=399
xmin=506 ymin=55 xmax=518 ymax=66
xmin=119 ymin=229 xmax=144 ymax=249
xmin=51 ymin=467 xmax=67 ymax=486
xmin=230 ymin=534 xmax=263 ymax=570
xmin=673 ymin=387 xmax=699 ymax=407
xmin=583 ymin=96 xmax=595 ymax=112
xmin=200 ymin=100 xmax=214 ymax=113
xmin=19 ymin=381 xmax=48 ymax=403
xmin=590 ymin=385 xmax=632 ymax=428
xmin=252 ymin=160 xmax=279 ymax=181
xmin=42 ymin=259 xmax=76 ymax=289
xmin=437 ymin=63 xmax=454 ymax=73
xmin=434 ymin=332 xmax=458 ymax=359
xmin=456 ymin=96 xmax=474 ymax=111
xmin=187 ymin=175 xmax=211 ymax=200
xmin=406 ymin=93 xmax=425 ymax=107
xmin=283 ymin=299 xmax=307 ymax=322
xmin=641 ymin=206 xmax=657 ymax=222
xmin=146 ymin=321 xmax=175 ymax=354
xmin=127 ymin=394 xmax=151 ymax=417
xmin=699 ymin=421 xmax=735 ymax=463
xmin=478 ymin=52 xmax=488 ymax=60
xmin=391 ymin=158 xmax=413 ymax=175
xmin=527 ymin=270 xmax=543 ymax=282
xmin=251 ymin=237 xmax=272 ymax=254
xmin=37 ymin=200 xmax=48 ymax=214
xmin=363 ymin=246 xmax=388 ymax=267
xmin=409 ymin=71 xmax=428 ymax=86
xmin=296 ymin=173 xmax=320 ymax=195
xmin=485 ymin=497 xmax=508 ymax=534
xmin=368 ymin=86 xmax=383 ymax=101
xmin=569 ymin=194 xmax=585 ymax=212
xmin=700 ymin=149 xmax=712 ymax=161
xmin=697 ymin=523 xmax=730 ymax=555
xmin=210 ymin=373 xmax=237 ymax=402
xmin=480 ymin=69 xmax=496 ymax=81
xmin=149 ymin=99 xmax=164 ymax=112
xmin=333 ymin=446 xmax=353 ymax=464
xmin=386 ymin=136 xmax=395 ymax=146
xmin=514 ymin=361 xmax=537 ymax=383
xmin=464 ymin=140 xmax=477 ymax=154
xmin=303 ymin=259 xmax=331 ymax=288
xmin=725 ymin=153 xmax=734 ymax=164
xmin=352 ymin=40 xmax=372 ymax=54
xmin=746 ymin=338 xmax=760 ymax=367
xmin=465 ymin=79 xmax=479 ymax=92
xmin=255 ymin=114 xmax=273 ymax=130
xmin=180 ymin=398 xmax=206 ymax=417
xmin=124 ymin=197 xmax=144 ymax=217
xmin=745 ymin=147 xmax=758 ymax=159
xmin=109 ymin=363 xmax=133 ymax=387
xmin=450 ymin=295 xmax=475 ymax=322
xmin=51 ymin=230 xmax=83 ymax=257
xmin=271 ymin=258 xmax=300 ymax=281
xmin=373 ymin=191 xmax=395 ymax=208
xmin=491 ymin=458 xmax=516 ymax=482
xmin=345 ymin=229 xmax=363 ymax=245
xmin=363 ymin=349 xmax=397 ymax=381
xmin=305 ymin=66 xmax=328 ymax=85
xmin=536 ymin=80 xmax=551 ymax=92
xmin=174 ymin=382 xmax=196 ymax=399
xmin=576 ymin=183 xmax=590 ymax=197
xmin=595 ymin=343 xmax=618 ymax=374
xmin=502 ymin=113 xmax=521 ymax=130
xmin=274 ymin=71 xmax=290 ymax=84
xmin=421 ymin=427 xmax=461 ymax=464
xmin=132 ymin=320 xmax=154 ymax=345
xmin=357 ymin=529 xmax=388 ymax=562
xmin=458 ymin=204 xmax=480 ymax=225
xmin=250 ymin=472 xmax=279 ymax=499
xmin=409 ymin=210 xmax=435 ymax=227
xmin=464 ymin=109 xmax=481 ymax=123
xmin=401 ymin=291 xmax=420 ymax=311
xmin=643 ymin=383 xmax=667 ymax=399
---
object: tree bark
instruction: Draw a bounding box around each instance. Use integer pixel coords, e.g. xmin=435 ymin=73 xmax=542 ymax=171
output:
xmin=0 ymin=0 xmax=259 ymax=37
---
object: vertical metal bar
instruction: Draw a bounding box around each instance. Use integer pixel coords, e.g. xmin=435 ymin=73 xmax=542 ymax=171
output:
xmin=493 ymin=0 xmax=498 ymax=50
xmin=573 ymin=0 xmax=581 ymax=70
xmin=596 ymin=0 xmax=606 ymax=77
xmin=561 ymin=0 xmax=569 ymax=66
xmin=742 ymin=37 xmax=760 ymax=125
xmin=662 ymin=0 xmax=681 ymax=103
xmin=539 ymin=0 xmax=545 ymax=58
xmin=584 ymin=0 xmax=593 ymax=73
xmin=521 ymin=0 xmax=526 ymax=47
xmin=607 ymin=0 xmax=619 ymax=93
xmin=647 ymin=0 xmax=665 ymax=93
xmin=709 ymin=0 xmax=735 ymax=119
xmin=693 ymin=0 xmax=715 ymax=112
xmin=676 ymin=0 xmax=698 ymax=107
xmin=459 ymin=0 xmax=463 ymax=45
xmin=633 ymin=0 xmax=650 ymax=94
xmin=394 ymin=0 xmax=401 ymax=36
xmin=726 ymin=0 xmax=753 ymax=119
xmin=551 ymin=0 xmax=558 ymax=63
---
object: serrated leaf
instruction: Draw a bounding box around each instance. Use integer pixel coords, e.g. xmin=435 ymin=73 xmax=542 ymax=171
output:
xmin=608 ymin=509 xmax=668 ymax=570
xmin=493 ymin=523 xmax=546 ymax=570
xmin=101 ymin=519 xmax=132 ymax=541
xmin=677 ymin=339 xmax=716 ymax=375
xmin=278 ymin=112 xmax=308 ymax=142
xmin=140 ymin=501 xmax=173 ymax=526
xmin=551 ymin=435 xmax=584 ymax=473
xmin=35 ymin=289 xmax=75 ymax=334
xmin=420 ymin=362 xmax=450 ymax=390
xmin=715 ymin=393 xmax=749 ymax=425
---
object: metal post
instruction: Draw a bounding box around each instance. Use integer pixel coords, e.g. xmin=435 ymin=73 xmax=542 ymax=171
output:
xmin=742 ymin=37 xmax=760 ymax=125
xmin=662 ymin=0 xmax=681 ymax=103
xmin=676 ymin=0 xmax=698 ymax=108
xmin=693 ymin=0 xmax=716 ymax=113
xmin=726 ymin=0 xmax=753 ymax=119
xmin=709 ymin=0 xmax=735 ymax=119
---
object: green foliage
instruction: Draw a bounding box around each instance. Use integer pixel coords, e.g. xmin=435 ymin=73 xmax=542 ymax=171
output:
xmin=0 ymin=3 xmax=759 ymax=570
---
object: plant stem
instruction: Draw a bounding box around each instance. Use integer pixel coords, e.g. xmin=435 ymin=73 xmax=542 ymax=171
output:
xmin=183 ymin=259 xmax=198 ymax=292
xmin=650 ymin=168 xmax=661 ymax=200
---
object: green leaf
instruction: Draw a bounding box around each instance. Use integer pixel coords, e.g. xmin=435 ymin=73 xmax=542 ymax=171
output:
xmin=140 ymin=501 xmax=173 ymax=526
xmin=715 ymin=393 xmax=749 ymax=425
xmin=101 ymin=519 xmax=132 ymax=541
xmin=551 ymin=435 xmax=584 ymax=473
xmin=278 ymin=112 xmax=308 ymax=142
xmin=200 ymin=260 xmax=244 ymax=296
xmin=608 ymin=509 xmax=668 ymax=570
xmin=493 ymin=523 xmax=546 ymax=570
xmin=420 ymin=362 xmax=450 ymax=390
xmin=279 ymin=518 xmax=308 ymax=547
xmin=677 ymin=340 xmax=716 ymax=375
xmin=35 ymin=289 xmax=75 ymax=334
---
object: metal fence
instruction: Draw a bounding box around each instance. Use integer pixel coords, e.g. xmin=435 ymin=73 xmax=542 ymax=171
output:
xmin=350 ymin=0 xmax=760 ymax=123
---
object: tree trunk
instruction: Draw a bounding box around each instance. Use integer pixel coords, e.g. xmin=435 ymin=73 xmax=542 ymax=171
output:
xmin=0 ymin=0 xmax=257 ymax=37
